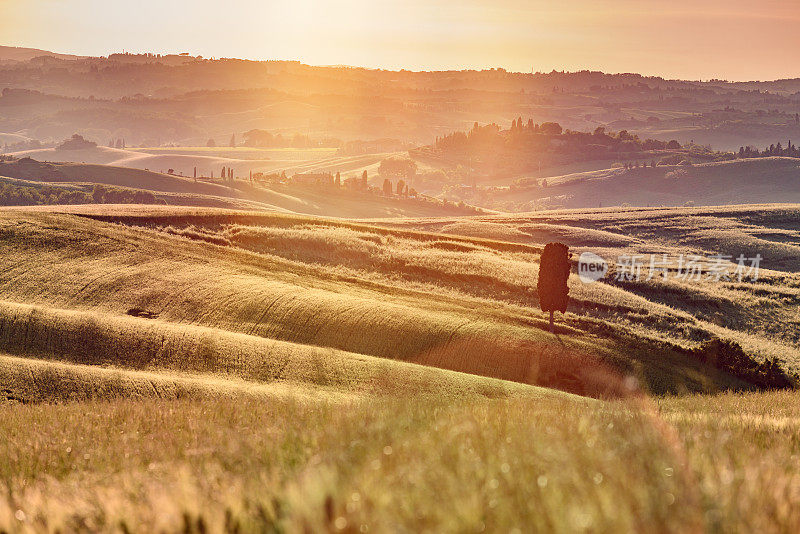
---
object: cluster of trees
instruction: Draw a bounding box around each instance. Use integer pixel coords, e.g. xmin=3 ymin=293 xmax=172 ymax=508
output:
xmin=107 ymin=137 xmax=126 ymax=149
xmin=737 ymin=141 xmax=800 ymax=159
xmin=241 ymin=130 xmax=341 ymax=148
xmin=378 ymin=157 xmax=417 ymax=197
xmin=378 ymin=156 xmax=416 ymax=180
xmin=0 ymin=183 xmax=161 ymax=206
xmin=692 ymin=338 xmax=794 ymax=390
xmin=58 ymin=134 xmax=97 ymax=150
xmin=0 ymin=183 xmax=91 ymax=206
xmin=285 ymin=165 xmax=423 ymax=200
xmin=428 ymin=121 xmax=682 ymax=176
xmin=205 ymin=134 xmax=241 ymax=148
xmin=382 ymin=178 xmax=414 ymax=197
xmin=219 ymin=166 xmax=235 ymax=183
xmin=2 ymin=139 xmax=43 ymax=153
xmin=289 ymin=170 xmax=370 ymax=191
xmin=89 ymin=184 xmax=161 ymax=204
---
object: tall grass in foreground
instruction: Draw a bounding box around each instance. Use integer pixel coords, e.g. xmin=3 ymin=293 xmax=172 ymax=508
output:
xmin=3 ymin=391 xmax=800 ymax=532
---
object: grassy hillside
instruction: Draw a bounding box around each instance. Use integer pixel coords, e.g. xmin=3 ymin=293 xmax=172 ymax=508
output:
xmin=0 ymin=157 xmax=240 ymax=195
xmin=0 ymin=206 xmax=773 ymax=395
xmin=0 ymin=209 xmax=605 ymax=398
xmin=4 ymin=390 xmax=800 ymax=532
xmin=1 ymin=204 xmax=799 ymax=531
xmin=483 ymin=158 xmax=800 ymax=211
xmin=7 ymin=145 xmax=383 ymax=181
xmin=374 ymin=204 xmax=800 ymax=377
xmin=0 ymin=158 xmax=479 ymax=217
xmin=7 ymin=146 xmax=276 ymax=177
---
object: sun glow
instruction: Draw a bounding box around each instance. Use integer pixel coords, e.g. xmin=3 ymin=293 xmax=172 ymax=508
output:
xmin=1 ymin=0 xmax=799 ymax=80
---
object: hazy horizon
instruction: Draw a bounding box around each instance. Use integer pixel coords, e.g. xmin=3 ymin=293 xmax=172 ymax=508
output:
xmin=2 ymin=0 xmax=799 ymax=82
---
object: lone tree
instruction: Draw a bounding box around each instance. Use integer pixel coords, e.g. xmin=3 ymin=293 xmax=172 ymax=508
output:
xmin=537 ymin=242 xmax=571 ymax=332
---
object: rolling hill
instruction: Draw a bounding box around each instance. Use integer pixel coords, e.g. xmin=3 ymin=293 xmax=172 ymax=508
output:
xmin=0 ymin=157 xmax=480 ymax=217
xmin=7 ymin=143 xmax=393 ymax=177
xmin=488 ymin=158 xmax=800 ymax=211
xmin=5 ymin=39 xmax=800 ymax=534
xmin=4 ymin=204 xmax=793 ymax=400
xmin=0 ymin=45 xmax=85 ymax=63
xmin=1 ymin=203 xmax=799 ymax=531
xmin=8 ymin=145 xmax=295 ymax=176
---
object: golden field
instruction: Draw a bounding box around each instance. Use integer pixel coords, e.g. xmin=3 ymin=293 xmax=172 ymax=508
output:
xmin=0 ymin=203 xmax=799 ymax=532
xmin=4 ymin=21 xmax=800 ymax=534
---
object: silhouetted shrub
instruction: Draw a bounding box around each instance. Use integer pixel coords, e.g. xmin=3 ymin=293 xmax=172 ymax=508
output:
xmin=658 ymin=154 xmax=683 ymax=165
xmin=0 ymin=183 xmax=92 ymax=206
xmin=693 ymin=338 xmax=795 ymax=390
xmin=666 ymin=140 xmax=682 ymax=149
xmin=91 ymin=184 xmax=163 ymax=204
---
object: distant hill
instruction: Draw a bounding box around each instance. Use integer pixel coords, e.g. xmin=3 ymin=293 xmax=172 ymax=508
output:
xmin=0 ymin=45 xmax=84 ymax=63
xmin=472 ymin=158 xmax=800 ymax=211
xmin=0 ymin=157 xmax=480 ymax=218
xmin=8 ymin=145 xmax=275 ymax=176
xmin=6 ymin=145 xmax=383 ymax=178
xmin=2 ymin=46 xmax=800 ymax=149
xmin=413 ymin=121 xmax=688 ymax=179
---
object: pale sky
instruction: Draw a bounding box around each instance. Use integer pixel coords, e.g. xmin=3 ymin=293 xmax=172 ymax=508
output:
xmin=1 ymin=0 xmax=799 ymax=81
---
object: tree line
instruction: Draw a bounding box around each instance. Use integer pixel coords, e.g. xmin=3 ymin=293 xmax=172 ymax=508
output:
xmin=737 ymin=141 xmax=800 ymax=159
xmin=427 ymin=120 xmax=683 ymax=176
xmin=435 ymin=120 xmax=681 ymax=156
xmin=0 ymin=182 xmax=162 ymax=206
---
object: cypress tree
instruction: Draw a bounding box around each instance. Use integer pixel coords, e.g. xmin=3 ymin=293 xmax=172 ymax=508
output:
xmin=537 ymin=242 xmax=571 ymax=332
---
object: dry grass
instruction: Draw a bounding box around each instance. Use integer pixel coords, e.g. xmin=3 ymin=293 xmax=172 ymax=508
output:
xmin=0 ymin=203 xmax=799 ymax=531
xmin=0 ymin=353 xmax=348 ymax=404
xmin=381 ymin=205 xmax=800 ymax=372
xmin=0 ymin=299 xmax=541 ymax=402
xmin=3 ymin=391 xmax=800 ymax=532
xmin=0 ymin=208 xmax=748 ymax=395
xmin=486 ymin=157 xmax=800 ymax=211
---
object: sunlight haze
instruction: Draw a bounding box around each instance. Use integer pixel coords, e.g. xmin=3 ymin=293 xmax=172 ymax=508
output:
xmin=1 ymin=0 xmax=798 ymax=80
xmin=4 ymin=0 xmax=800 ymax=530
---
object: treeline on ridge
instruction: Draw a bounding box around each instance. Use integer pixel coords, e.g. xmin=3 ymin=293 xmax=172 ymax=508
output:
xmin=416 ymin=120 xmax=684 ymax=176
xmin=0 ymin=182 xmax=163 ymax=206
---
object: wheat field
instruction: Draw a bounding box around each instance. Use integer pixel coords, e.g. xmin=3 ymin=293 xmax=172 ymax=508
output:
xmin=5 ymin=392 xmax=800 ymax=532
xmin=1 ymin=204 xmax=800 ymax=532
